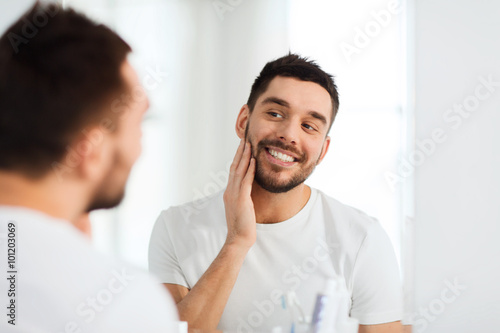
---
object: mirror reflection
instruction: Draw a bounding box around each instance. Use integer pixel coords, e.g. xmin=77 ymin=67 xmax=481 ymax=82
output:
xmin=0 ymin=1 xmax=416 ymax=332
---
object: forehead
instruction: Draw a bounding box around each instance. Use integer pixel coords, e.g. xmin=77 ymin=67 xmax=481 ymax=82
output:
xmin=256 ymin=76 xmax=332 ymax=117
xmin=114 ymin=61 xmax=149 ymax=126
xmin=121 ymin=60 xmax=149 ymax=106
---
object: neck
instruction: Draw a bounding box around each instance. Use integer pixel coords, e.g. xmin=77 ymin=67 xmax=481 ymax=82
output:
xmin=0 ymin=171 xmax=88 ymax=223
xmin=251 ymin=182 xmax=311 ymax=224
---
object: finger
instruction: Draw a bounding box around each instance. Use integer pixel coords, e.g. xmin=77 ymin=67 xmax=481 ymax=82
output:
xmin=241 ymin=157 xmax=255 ymax=197
xmin=228 ymin=139 xmax=245 ymax=186
xmin=234 ymin=142 xmax=252 ymax=186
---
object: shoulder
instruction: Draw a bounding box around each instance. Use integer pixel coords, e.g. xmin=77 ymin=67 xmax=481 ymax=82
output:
xmin=313 ymin=188 xmax=381 ymax=236
xmin=0 ymin=208 xmax=178 ymax=330
xmin=106 ymin=268 xmax=179 ymax=319
xmin=69 ymin=257 xmax=179 ymax=330
xmin=309 ymin=189 xmax=393 ymax=264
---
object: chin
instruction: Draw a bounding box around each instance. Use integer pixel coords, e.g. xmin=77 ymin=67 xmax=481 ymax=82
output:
xmin=86 ymin=190 xmax=125 ymax=212
xmin=254 ymin=172 xmax=306 ymax=194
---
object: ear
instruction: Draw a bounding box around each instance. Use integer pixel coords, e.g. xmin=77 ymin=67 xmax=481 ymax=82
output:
xmin=316 ymin=136 xmax=331 ymax=165
xmin=72 ymin=127 xmax=112 ymax=183
xmin=235 ymin=105 xmax=250 ymax=139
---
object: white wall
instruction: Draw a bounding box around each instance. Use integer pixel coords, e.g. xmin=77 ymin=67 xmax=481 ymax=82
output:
xmin=0 ymin=0 xmax=33 ymax=33
xmin=412 ymin=0 xmax=500 ymax=331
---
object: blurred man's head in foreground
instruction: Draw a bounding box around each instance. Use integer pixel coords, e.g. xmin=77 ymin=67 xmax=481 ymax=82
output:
xmin=0 ymin=3 xmax=148 ymax=211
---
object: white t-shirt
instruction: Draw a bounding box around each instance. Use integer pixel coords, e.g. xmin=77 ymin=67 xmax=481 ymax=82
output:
xmin=0 ymin=206 xmax=179 ymax=333
xmin=149 ymin=188 xmax=403 ymax=332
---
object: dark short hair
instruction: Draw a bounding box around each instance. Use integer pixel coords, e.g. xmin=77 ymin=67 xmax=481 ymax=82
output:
xmin=0 ymin=3 xmax=132 ymax=178
xmin=247 ymin=53 xmax=339 ymax=133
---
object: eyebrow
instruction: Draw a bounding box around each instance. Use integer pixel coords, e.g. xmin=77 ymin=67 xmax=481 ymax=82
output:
xmin=307 ymin=110 xmax=328 ymax=126
xmin=261 ymin=96 xmax=290 ymax=108
xmin=261 ymin=96 xmax=328 ymax=126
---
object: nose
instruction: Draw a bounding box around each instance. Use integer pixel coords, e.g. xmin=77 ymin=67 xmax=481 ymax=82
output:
xmin=277 ymin=121 xmax=298 ymax=145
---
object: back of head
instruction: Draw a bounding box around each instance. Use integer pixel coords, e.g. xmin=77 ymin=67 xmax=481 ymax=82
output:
xmin=247 ymin=53 xmax=339 ymax=133
xmin=0 ymin=2 xmax=131 ymax=178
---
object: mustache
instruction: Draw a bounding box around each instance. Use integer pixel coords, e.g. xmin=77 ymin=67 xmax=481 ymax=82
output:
xmin=256 ymin=139 xmax=304 ymax=161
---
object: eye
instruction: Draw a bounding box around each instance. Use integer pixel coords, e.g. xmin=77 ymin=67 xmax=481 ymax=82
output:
xmin=302 ymin=123 xmax=316 ymax=131
xmin=268 ymin=111 xmax=283 ymax=118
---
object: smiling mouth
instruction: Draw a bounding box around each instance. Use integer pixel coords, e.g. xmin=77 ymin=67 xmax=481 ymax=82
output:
xmin=266 ymin=148 xmax=297 ymax=163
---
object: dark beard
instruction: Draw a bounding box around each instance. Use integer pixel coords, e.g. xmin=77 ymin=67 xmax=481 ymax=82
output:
xmin=246 ymin=127 xmax=317 ymax=193
xmin=254 ymin=156 xmax=313 ymax=193
xmin=85 ymin=190 xmax=125 ymax=212
xmin=85 ymin=150 xmax=127 ymax=212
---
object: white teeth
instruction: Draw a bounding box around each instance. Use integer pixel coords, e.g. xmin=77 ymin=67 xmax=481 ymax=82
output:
xmin=268 ymin=149 xmax=294 ymax=162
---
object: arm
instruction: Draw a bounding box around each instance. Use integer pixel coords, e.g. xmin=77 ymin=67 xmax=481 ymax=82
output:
xmin=358 ymin=321 xmax=403 ymax=333
xmin=166 ymin=140 xmax=256 ymax=330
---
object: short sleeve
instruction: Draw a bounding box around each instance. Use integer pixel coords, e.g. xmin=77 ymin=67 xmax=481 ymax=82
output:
xmin=148 ymin=210 xmax=190 ymax=288
xmin=349 ymin=221 xmax=403 ymax=325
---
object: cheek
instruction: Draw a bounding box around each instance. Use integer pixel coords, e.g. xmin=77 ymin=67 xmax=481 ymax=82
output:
xmin=119 ymin=120 xmax=143 ymax=164
xmin=127 ymin=127 xmax=143 ymax=161
xmin=248 ymin=121 xmax=273 ymax=141
xmin=305 ymin=141 xmax=325 ymax=161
